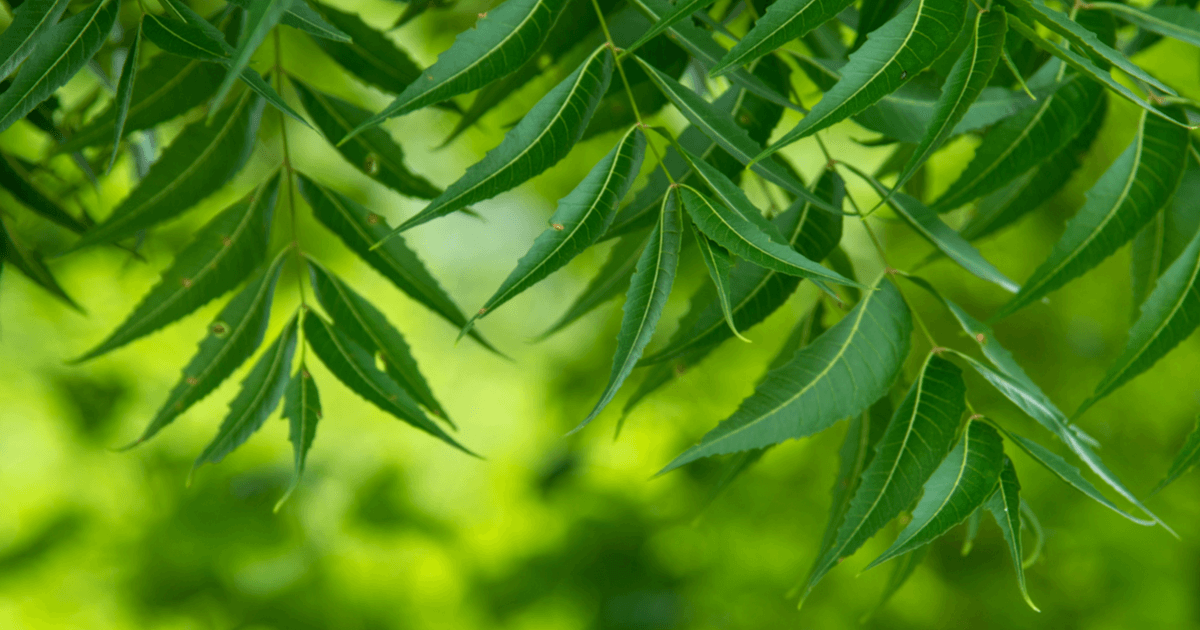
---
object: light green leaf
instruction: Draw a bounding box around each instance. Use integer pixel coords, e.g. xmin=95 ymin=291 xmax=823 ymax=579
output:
xmin=227 ymin=0 xmax=351 ymax=42
xmin=467 ymin=126 xmax=645 ymax=330
xmin=755 ymin=0 xmax=967 ymax=161
xmin=800 ymin=353 xmax=964 ymax=604
xmin=0 ymin=0 xmax=118 ymax=134
xmin=291 ymin=78 xmax=440 ymax=199
xmin=211 ymin=0 xmax=292 ymax=114
xmin=1090 ymin=3 xmax=1200 ymax=49
xmin=1078 ymin=225 xmax=1200 ymax=415
xmin=106 ymin=21 xmax=142 ymax=174
xmin=996 ymin=108 xmax=1191 ymax=319
xmin=0 ymin=0 xmax=70 ymax=82
xmin=192 ymin=312 xmax=299 ymax=472
xmin=307 ymin=258 xmax=450 ymax=423
xmin=387 ymin=45 xmax=613 ymax=234
xmin=69 ymin=93 xmax=265 ymax=252
xmin=0 ymin=154 xmax=87 ymax=232
xmin=126 ymin=249 xmax=290 ymax=448
xmin=75 ymin=174 xmax=280 ymax=363
xmin=1153 ymin=417 xmax=1200 ymax=495
xmin=303 ymin=313 xmax=474 ymax=454
xmin=295 ymin=174 xmax=499 ymax=353
xmin=278 ymin=361 xmax=323 ymax=508
xmin=660 ymin=276 xmax=912 ymax=474
xmin=576 ymin=189 xmax=683 ymax=430
xmin=677 ymin=185 xmax=858 ymax=288
xmin=866 ymin=419 xmax=1005 ymax=570
xmin=348 ymin=0 xmax=569 ymax=136
xmin=985 ymin=456 xmax=1040 ymax=611
xmin=932 ymin=74 xmax=1102 ymax=213
xmin=536 ymin=231 xmax=646 ymax=339
xmin=309 ymin=1 xmax=423 ymax=94
xmin=710 ymin=0 xmax=855 ymax=77
xmin=625 ymin=0 xmax=718 ymax=56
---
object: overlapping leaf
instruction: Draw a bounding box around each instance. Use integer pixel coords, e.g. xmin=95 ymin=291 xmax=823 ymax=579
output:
xmin=107 ymin=21 xmax=142 ymax=174
xmin=309 ymin=1 xmax=423 ymax=94
xmin=278 ymin=361 xmax=323 ymax=507
xmin=625 ymin=0 xmax=718 ymax=55
xmin=1091 ymin=3 xmax=1200 ymax=49
xmin=692 ymin=226 xmax=741 ymax=339
xmin=0 ymin=0 xmax=70 ymax=82
xmin=210 ymin=0 xmax=292 ymax=114
xmin=1 ymin=217 xmax=80 ymax=310
xmin=537 ymin=231 xmax=647 ymax=338
xmin=0 ymin=155 xmax=87 ymax=232
xmin=660 ymin=277 xmax=912 ymax=473
xmin=1130 ymin=164 xmax=1200 ymax=312
xmin=986 ymin=456 xmax=1039 ymax=611
xmin=711 ymin=0 xmax=856 ymax=77
xmin=227 ymin=0 xmax=350 ymax=42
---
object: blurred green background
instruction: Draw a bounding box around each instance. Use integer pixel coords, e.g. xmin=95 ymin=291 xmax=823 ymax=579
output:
xmin=3 ymin=1 xmax=1200 ymax=628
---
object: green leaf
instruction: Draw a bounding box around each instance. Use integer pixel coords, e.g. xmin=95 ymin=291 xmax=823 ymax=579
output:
xmin=1089 ymin=3 xmax=1200 ymax=49
xmin=387 ymin=46 xmax=612 ymax=234
xmin=1130 ymin=164 xmax=1200 ymax=312
xmin=0 ymin=0 xmax=118 ymax=134
xmin=677 ymin=144 xmax=790 ymax=242
xmin=641 ymin=170 xmax=844 ymax=364
xmin=866 ymin=419 xmax=1005 ymax=570
xmin=1078 ymin=225 xmax=1200 ymax=416
xmin=309 ymin=1 xmax=423 ymax=94
xmin=295 ymin=174 xmax=499 ymax=353
xmin=69 ymin=93 xmax=265 ymax=252
xmin=467 ymin=125 xmax=645 ymax=329
xmin=800 ymin=353 xmax=965 ymax=604
xmin=888 ymin=10 xmax=1007 ymax=201
xmin=660 ymin=276 xmax=912 ymax=474
xmin=576 ymin=189 xmax=683 ymax=430
xmin=302 ymin=314 xmax=473 ymax=454
xmin=625 ymin=0 xmax=718 ymax=56
xmin=755 ymin=0 xmax=967 ymax=161
xmin=126 ymin=249 xmax=290 ymax=447
xmin=278 ymin=361 xmax=323 ymax=507
xmin=0 ymin=154 xmax=87 ymax=232
xmin=985 ymin=456 xmax=1040 ymax=611
xmin=0 ymin=0 xmax=70 ymax=82
xmin=348 ymin=0 xmax=569 ymax=136
xmin=0 ymin=217 xmax=80 ymax=310
xmin=692 ymin=225 xmax=743 ymax=340
xmin=677 ymin=186 xmax=858 ymax=288
xmin=211 ymin=0 xmax=292 ymax=114
xmin=995 ymin=108 xmax=1191 ymax=319
xmin=106 ymin=21 xmax=142 ymax=174
xmin=537 ymin=231 xmax=646 ymax=339
xmin=932 ymin=74 xmax=1102 ymax=213
xmin=961 ymin=506 xmax=983 ymax=555
xmin=710 ymin=0 xmax=855 ymax=77
xmin=291 ymin=78 xmax=440 ymax=199
xmin=1153 ymin=417 xmax=1200 ymax=495
xmin=1010 ymin=0 xmax=1175 ymax=94
xmin=306 ymin=258 xmax=450 ymax=423
xmin=227 ymin=0 xmax=351 ymax=42
xmin=634 ymin=56 xmax=838 ymax=213
xmin=192 ymin=312 xmax=299 ymax=473
xmin=75 ymin=174 xmax=280 ymax=363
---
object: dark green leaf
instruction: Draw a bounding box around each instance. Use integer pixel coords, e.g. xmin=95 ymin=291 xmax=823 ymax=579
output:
xmin=75 ymin=174 xmax=280 ymax=362
xmin=310 ymin=1 xmax=423 ymax=94
xmin=866 ymin=419 xmax=1005 ymax=569
xmin=577 ymin=189 xmax=683 ymax=430
xmin=303 ymin=314 xmax=473 ymax=454
xmin=961 ymin=506 xmax=983 ymax=555
xmin=278 ymin=361 xmax=323 ymax=507
xmin=625 ymin=0 xmax=718 ymax=56
xmin=1153 ymin=417 xmax=1200 ymax=494
xmin=1090 ymin=3 xmax=1200 ymax=48
xmin=996 ymin=108 xmax=1191 ymax=319
xmin=295 ymin=174 xmax=498 ymax=353
xmin=106 ymin=21 xmax=142 ymax=174
xmin=192 ymin=312 xmax=299 ymax=472
xmin=389 ymin=46 xmax=612 ymax=233
xmin=536 ymin=231 xmax=646 ymax=339
xmin=711 ymin=0 xmax=855 ymax=77
xmin=228 ymin=0 xmax=351 ymax=42
xmin=0 ymin=154 xmax=87 ymax=232
xmin=291 ymin=78 xmax=440 ymax=198
xmin=1130 ymin=164 xmax=1200 ymax=312
xmin=692 ymin=225 xmax=742 ymax=339
xmin=307 ymin=258 xmax=449 ymax=422
xmin=69 ymin=92 xmax=264 ymax=251
xmin=0 ymin=217 xmax=80 ymax=310
xmin=800 ymin=353 xmax=965 ymax=604
xmin=126 ymin=249 xmax=290 ymax=447
xmin=0 ymin=0 xmax=70 ymax=82
xmin=985 ymin=456 xmax=1039 ymax=611
xmin=467 ymin=126 xmax=645 ymax=329
xmin=211 ymin=0 xmax=291 ymax=113
xmin=0 ymin=0 xmax=118 ymax=134
xmin=660 ymin=277 xmax=912 ymax=474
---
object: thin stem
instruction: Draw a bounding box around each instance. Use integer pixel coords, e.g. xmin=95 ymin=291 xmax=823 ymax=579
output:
xmin=274 ymin=28 xmax=308 ymax=313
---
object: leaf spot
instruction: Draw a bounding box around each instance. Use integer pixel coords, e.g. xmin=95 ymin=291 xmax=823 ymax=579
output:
xmin=975 ymin=333 xmax=986 ymax=344
xmin=221 ymin=235 xmax=233 ymax=247
xmin=180 ymin=277 xmax=193 ymax=288
xmin=186 ymin=376 xmax=199 ymax=385
xmin=551 ymin=223 xmax=564 ymax=230
xmin=930 ymin=346 xmax=947 ymax=355
xmin=366 ymin=213 xmax=380 ymax=225
xmin=478 ymin=307 xmax=487 ymax=315
xmin=900 ymin=70 xmax=908 ymax=80
xmin=364 ymin=153 xmax=379 ymax=175
xmin=211 ymin=322 xmax=229 ymax=338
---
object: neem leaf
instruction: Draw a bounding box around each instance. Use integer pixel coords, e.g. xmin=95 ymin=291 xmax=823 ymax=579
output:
xmin=127 ymin=250 xmax=290 ymax=448
xmin=1153 ymin=417 xmax=1200 ymax=495
xmin=755 ymin=0 xmax=967 ymax=161
xmin=1130 ymin=164 xmax=1200 ymax=312
xmin=0 ymin=0 xmax=118 ymax=134
xmin=576 ymin=189 xmax=683 ymax=431
xmin=986 ymin=456 xmax=1040 ymax=611
xmin=69 ymin=93 xmax=264 ymax=252
xmin=660 ymin=276 xmax=912 ymax=474
xmin=75 ymin=174 xmax=280 ymax=363
xmin=106 ymin=21 xmax=142 ymax=174
xmin=388 ymin=45 xmax=613 ymax=234
xmin=0 ymin=154 xmax=87 ymax=232
xmin=227 ymin=0 xmax=351 ymax=42
xmin=624 ymin=0 xmax=718 ymax=56
xmin=295 ymin=174 xmax=499 ymax=353
xmin=1089 ymin=3 xmax=1200 ymax=49
xmin=537 ymin=231 xmax=647 ymax=339
xmin=866 ymin=419 xmax=1005 ymax=570
xmin=692 ymin=225 xmax=742 ymax=340
xmin=309 ymin=1 xmax=423 ymax=94
xmin=0 ymin=0 xmax=70 ymax=82
xmin=291 ymin=78 xmax=441 ymax=199
xmin=800 ymin=353 xmax=965 ymax=604
xmin=192 ymin=312 xmax=299 ymax=472
xmin=710 ymin=0 xmax=855 ymax=77
xmin=467 ymin=125 xmax=645 ymax=329
xmin=0 ymin=217 xmax=80 ymax=310
xmin=278 ymin=361 xmax=323 ymax=507
xmin=996 ymin=108 xmax=1191 ymax=319
xmin=348 ymin=0 xmax=569 ymax=136
xmin=303 ymin=314 xmax=473 ymax=454
xmin=210 ymin=0 xmax=292 ymax=114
